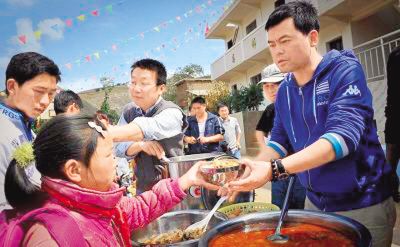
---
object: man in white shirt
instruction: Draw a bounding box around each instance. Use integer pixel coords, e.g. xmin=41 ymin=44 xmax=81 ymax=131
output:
xmin=218 ymin=103 xmax=241 ymax=158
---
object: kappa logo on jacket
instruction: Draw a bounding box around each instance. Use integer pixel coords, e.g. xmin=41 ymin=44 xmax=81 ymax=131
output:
xmin=342 ymin=85 xmax=361 ymax=97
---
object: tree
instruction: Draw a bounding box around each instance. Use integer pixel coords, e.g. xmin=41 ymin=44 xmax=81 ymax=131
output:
xmin=99 ymin=76 xmax=120 ymax=124
xmin=241 ymin=83 xmax=263 ymax=111
xmin=168 ymin=64 xmax=205 ymax=84
xmin=226 ymin=83 xmax=263 ymax=112
xmin=205 ymin=81 xmax=230 ymax=113
xmin=163 ymin=83 xmax=177 ymax=103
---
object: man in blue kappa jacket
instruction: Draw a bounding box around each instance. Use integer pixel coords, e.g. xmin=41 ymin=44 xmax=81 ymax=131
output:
xmin=226 ymin=1 xmax=396 ymax=246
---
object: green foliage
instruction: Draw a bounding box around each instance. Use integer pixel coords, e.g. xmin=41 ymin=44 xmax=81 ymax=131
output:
xmin=100 ymin=95 xmax=119 ymax=124
xmin=240 ymin=83 xmax=263 ymax=111
xmin=205 ymin=81 xmax=230 ymax=113
xmin=163 ymin=83 xmax=177 ymax=103
xmin=32 ymin=118 xmax=46 ymax=134
xmin=226 ymin=83 xmax=264 ymax=113
xmin=99 ymin=76 xmax=120 ymax=124
xmin=168 ymin=64 xmax=204 ymax=84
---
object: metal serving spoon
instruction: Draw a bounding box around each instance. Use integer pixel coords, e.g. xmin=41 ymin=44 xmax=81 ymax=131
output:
xmin=184 ymin=196 xmax=227 ymax=234
xmin=267 ymin=175 xmax=295 ymax=243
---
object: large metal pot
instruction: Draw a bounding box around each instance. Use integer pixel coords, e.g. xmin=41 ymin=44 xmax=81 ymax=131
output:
xmin=166 ymin=152 xmax=225 ymax=210
xmin=131 ymin=210 xmax=228 ymax=246
xmin=199 ymin=210 xmax=371 ymax=247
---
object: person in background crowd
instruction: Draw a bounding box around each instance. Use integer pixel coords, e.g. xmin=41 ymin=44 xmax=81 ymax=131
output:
xmin=54 ymin=89 xmax=83 ymax=115
xmin=255 ymin=63 xmax=306 ymax=209
xmin=217 ymin=103 xmax=241 ymax=159
xmin=385 ymin=46 xmax=400 ymax=203
xmin=113 ymin=59 xmax=187 ymax=194
xmin=0 ymin=52 xmax=60 ymax=210
xmin=184 ymin=96 xmax=224 ymax=154
xmin=225 ymin=2 xmax=396 ymax=246
xmin=1 ymin=114 xmax=218 ymax=246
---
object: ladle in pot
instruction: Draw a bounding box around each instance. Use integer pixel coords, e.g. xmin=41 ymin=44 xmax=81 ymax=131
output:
xmin=267 ymin=175 xmax=295 ymax=243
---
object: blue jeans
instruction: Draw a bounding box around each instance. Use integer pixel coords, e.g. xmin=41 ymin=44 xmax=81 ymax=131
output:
xmin=271 ymin=175 xmax=306 ymax=209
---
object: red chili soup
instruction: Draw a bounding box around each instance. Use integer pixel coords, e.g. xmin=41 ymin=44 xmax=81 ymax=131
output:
xmin=209 ymin=223 xmax=355 ymax=247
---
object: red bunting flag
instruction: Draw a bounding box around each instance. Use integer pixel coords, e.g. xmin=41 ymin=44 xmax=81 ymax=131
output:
xmin=195 ymin=6 xmax=202 ymax=13
xmin=91 ymin=10 xmax=99 ymax=16
xmin=65 ymin=19 xmax=73 ymax=27
xmin=85 ymin=55 xmax=91 ymax=62
xmin=18 ymin=35 xmax=26 ymax=44
xmin=112 ymin=44 xmax=117 ymax=51
xmin=205 ymin=23 xmax=210 ymax=35
xmin=65 ymin=63 xmax=72 ymax=69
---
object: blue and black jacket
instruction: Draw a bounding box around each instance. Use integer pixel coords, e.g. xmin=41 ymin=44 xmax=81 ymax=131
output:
xmin=268 ymin=50 xmax=392 ymax=212
xmin=185 ymin=112 xmax=224 ymax=154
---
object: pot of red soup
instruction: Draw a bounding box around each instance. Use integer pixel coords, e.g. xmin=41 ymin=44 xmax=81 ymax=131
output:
xmin=198 ymin=210 xmax=371 ymax=247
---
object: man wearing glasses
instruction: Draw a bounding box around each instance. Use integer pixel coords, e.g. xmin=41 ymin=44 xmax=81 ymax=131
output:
xmin=113 ymin=59 xmax=187 ymax=194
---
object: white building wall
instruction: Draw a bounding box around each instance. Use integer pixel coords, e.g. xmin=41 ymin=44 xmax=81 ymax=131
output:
xmin=317 ymin=21 xmax=352 ymax=54
xmin=260 ymin=1 xmax=275 ymax=24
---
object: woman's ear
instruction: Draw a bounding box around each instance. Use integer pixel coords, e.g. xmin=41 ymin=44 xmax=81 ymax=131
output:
xmin=63 ymin=159 xmax=84 ymax=183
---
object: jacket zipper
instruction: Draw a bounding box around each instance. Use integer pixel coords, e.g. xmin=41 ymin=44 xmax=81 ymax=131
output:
xmin=111 ymin=218 xmax=125 ymax=247
xmin=299 ymin=88 xmax=314 ymax=192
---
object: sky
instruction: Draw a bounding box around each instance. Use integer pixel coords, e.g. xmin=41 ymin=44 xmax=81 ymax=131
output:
xmin=0 ymin=0 xmax=229 ymax=92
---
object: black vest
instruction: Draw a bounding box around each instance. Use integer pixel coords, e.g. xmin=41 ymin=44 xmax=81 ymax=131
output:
xmin=122 ymin=99 xmax=187 ymax=192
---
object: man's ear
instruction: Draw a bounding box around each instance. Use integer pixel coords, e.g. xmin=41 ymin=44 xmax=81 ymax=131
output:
xmin=309 ymin=30 xmax=319 ymax=48
xmin=66 ymin=103 xmax=80 ymax=114
xmin=63 ymin=159 xmax=83 ymax=183
xmin=159 ymin=84 xmax=166 ymax=93
xmin=6 ymin=79 xmax=18 ymax=96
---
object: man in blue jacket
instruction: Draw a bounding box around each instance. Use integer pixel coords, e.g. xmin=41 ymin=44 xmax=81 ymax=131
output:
xmin=227 ymin=2 xmax=396 ymax=246
xmin=184 ymin=96 xmax=224 ymax=154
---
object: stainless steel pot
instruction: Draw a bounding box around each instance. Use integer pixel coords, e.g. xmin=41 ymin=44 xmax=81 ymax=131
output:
xmin=131 ymin=210 xmax=228 ymax=247
xmin=199 ymin=210 xmax=371 ymax=247
xmin=165 ymin=152 xmax=225 ymax=210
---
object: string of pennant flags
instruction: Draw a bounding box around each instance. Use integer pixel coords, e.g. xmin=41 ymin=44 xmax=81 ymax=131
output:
xmin=18 ymin=0 xmax=125 ymax=44
xmin=17 ymin=0 xmax=232 ymax=45
xmin=64 ymin=20 xmax=208 ymax=92
xmin=62 ymin=0 xmax=234 ymax=71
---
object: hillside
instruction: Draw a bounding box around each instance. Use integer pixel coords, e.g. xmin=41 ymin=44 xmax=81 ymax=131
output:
xmin=79 ymin=85 xmax=131 ymax=115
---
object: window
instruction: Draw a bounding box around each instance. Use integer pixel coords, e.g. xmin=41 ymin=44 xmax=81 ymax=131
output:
xmin=227 ymin=39 xmax=233 ymax=49
xmin=275 ymin=0 xmax=285 ymax=8
xmin=232 ymin=84 xmax=238 ymax=92
xmin=250 ymin=73 xmax=262 ymax=85
xmin=246 ymin=20 xmax=257 ymax=35
xmin=327 ymin=37 xmax=343 ymax=51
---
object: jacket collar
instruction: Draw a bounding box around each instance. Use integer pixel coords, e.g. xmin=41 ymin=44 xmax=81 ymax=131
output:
xmin=42 ymin=176 xmax=125 ymax=210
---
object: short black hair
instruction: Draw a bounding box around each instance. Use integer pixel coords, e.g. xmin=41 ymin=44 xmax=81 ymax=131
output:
xmin=191 ymin=96 xmax=206 ymax=105
xmin=54 ymin=90 xmax=83 ymax=115
xmin=217 ymin=103 xmax=229 ymax=112
xmin=5 ymin=52 xmax=61 ymax=95
xmin=265 ymin=1 xmax=319 ymax=35
xmin=131 ymin=58 xmax=167 ymax=86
